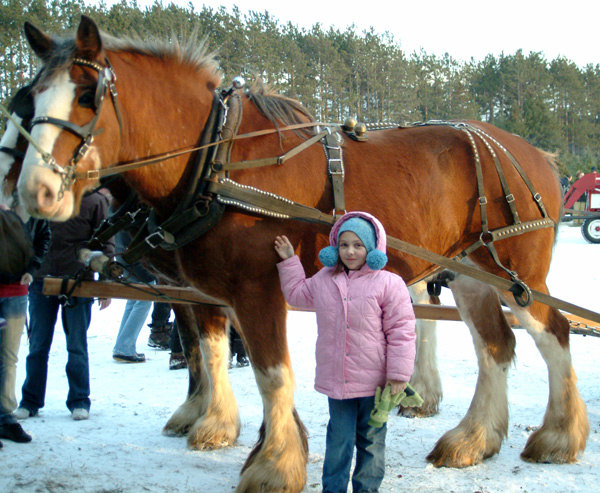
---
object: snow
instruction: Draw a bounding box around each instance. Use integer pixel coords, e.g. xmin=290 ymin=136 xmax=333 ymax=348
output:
xmin=1 ymin=224 xmax=599 ymax=492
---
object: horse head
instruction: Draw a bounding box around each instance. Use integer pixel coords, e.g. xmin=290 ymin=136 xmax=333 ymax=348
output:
xmin=0 ymin=82 xmax=36 ymax=208
xmin=18 ymin=15 xmax=221 ymax=221
xmin=16 ymin=16 xmax=116 ymax=219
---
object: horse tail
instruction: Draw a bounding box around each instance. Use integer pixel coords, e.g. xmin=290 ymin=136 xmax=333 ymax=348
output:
xmin=537 ymin=148 xmax=562 ymax=240
xmin=538 ymin=148 xmax=560 ymax=176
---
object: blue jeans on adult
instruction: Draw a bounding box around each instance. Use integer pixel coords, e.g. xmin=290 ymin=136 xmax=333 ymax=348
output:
xmin=20 ymin=281 xmax=92 ymax=413
xmin=0 ymin=295 xmax=28 ymax=424
xmin=323 ymin=396 xmax=387 ymax=493
xmin=113 ymin=296 xmax=153 ymax=357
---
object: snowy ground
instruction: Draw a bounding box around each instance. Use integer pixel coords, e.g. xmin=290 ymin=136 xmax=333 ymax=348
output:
xmin=1 ymin=224 xmax=598 ymax=492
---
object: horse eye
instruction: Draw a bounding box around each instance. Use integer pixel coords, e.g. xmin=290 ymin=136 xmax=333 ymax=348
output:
xmin=78 ymin=90 xmax=95 ymax=109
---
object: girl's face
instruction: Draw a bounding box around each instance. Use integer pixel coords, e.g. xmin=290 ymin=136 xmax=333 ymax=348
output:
xmin=338 ymin=231 xmax=367 ymax=270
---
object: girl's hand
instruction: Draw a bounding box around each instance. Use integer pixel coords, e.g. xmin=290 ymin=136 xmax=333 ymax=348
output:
xmin=387 ymin=380 xmax=407 ymax=395
xmin=20 ymin=273 xmax=33 ymax=285
xmin=274 ymin=235 xmax=295 ymax=260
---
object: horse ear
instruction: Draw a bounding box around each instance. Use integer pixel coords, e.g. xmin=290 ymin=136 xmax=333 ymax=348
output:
xmin=75 ymin=15 xmax=103 ymax=60
xmin=23 ymin=22 xmax=55 ymax=61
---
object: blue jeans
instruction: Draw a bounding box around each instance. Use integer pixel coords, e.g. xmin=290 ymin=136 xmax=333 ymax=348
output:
xmin=0 ymin=295 xmax=28 ymax=423
xmin=113 ymin=296 xmax=153 ymax=356
xmin=323 ymin=396 xmax=387 ymax=493
xmin=20 ymin=281 xmax=92 ymax=413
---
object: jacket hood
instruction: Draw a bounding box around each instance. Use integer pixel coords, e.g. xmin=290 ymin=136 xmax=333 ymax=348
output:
xmin=318 ymin=211 xmax=388 ymax=270
xmin=328 ymin=211 xmax=387 ymax=252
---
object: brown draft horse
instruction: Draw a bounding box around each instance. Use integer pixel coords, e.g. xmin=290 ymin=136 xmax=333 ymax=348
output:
xmin=0 ymin=89 xmax=239 ymax=453
xmin=15 ymin=16 xmax=588 ymax=492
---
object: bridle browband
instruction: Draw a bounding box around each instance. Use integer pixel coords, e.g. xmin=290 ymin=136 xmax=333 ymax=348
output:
xmin=28 ymin=57 xmax=123 ymax=199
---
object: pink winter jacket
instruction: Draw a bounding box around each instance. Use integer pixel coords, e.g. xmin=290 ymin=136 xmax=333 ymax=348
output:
xmin=277 ymin=212 xmax=416 ymax=400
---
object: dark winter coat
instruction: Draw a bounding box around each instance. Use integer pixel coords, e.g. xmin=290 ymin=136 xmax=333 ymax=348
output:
xmin=34 ymin=190 xmax=114 ymax=281
xmin=24 ymin=218 xmax=51 ymax=277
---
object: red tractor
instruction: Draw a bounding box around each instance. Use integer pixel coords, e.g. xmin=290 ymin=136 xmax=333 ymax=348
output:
xmin=563 ymin=172 xmax=600 ymax=243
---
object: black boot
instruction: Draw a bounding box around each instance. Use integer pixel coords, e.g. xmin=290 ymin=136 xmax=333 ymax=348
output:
xmin=147 ymin=322 xmax=172 ymax=350
xmin=0 ymin=422 xmax=32 ymax=443
xmin=236 ymin=355 xmax=250 ymax=367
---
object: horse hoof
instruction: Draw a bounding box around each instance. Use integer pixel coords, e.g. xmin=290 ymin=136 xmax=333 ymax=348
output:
xmin=187 ymin=417 xmax=239 ymax=450
xmin=188 ymin=435 xmax=234 ymax=450
xmin=162 ymin=426 xmax=188 ymax=437
xmin=236 ymin=461 xmax=306 ymax=493
xmin=426 ymin=424 xmax=502 ymax=468
xmin=398 ymin=401 xmax=439 ymax=418
xmin=426 ymin=448 xmax=478 ymax=468
xmin=163 ymin=414 xmax=193 ymax=437
xmin=520 ymin=426 xmax=587 ymax=464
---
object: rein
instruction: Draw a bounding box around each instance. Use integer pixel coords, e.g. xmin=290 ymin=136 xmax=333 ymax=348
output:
xmin=75 ymin=121 xmax=328 ymax=181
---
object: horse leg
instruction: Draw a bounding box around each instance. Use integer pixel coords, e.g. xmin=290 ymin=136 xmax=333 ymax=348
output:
xmin=426 ymin=274 xmax=515 ymax=467
xmin=400 ymin=280 xmax=443 ymax=417
xmin=163 ymin=304 xmax=210 ymax=436
xmin=234 ymin=287 xmax=307 ymax=493
xmin=505 ymin=290 xmax=588 ymax=463
xmin=178 ymin=304 xmax=240 ymax=450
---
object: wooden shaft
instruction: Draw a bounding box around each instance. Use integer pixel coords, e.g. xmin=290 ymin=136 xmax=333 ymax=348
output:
xmin=42 ymin=277 xmax=225 ymax=306
xmin=41 ymin=277 xmax=521 ymax=324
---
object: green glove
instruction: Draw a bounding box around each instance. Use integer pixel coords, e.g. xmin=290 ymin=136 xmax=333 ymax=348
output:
xmin=368 ymin=383 xmax=402 ymax=428
xmin=398 ymin=383 xmax=424 ymax=408
xmin=368 ymin=383 xmax=424 ymax=428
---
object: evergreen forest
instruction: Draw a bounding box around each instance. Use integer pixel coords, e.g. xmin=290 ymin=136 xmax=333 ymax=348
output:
xmin=2 ymin=0 xmax=599 ymax=175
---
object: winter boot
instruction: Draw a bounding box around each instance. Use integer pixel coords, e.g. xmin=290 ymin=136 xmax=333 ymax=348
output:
xmin=236 ymin=355 xmax=250 ymax=367
xmin=169 ymin=352 xmax=187 ymax=370
xmin=147 ymin=322 xmax=171 ymax=350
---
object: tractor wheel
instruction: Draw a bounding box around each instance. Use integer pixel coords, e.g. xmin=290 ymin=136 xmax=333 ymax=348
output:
xmin=582 ymin=217 xmax=600 ymax=244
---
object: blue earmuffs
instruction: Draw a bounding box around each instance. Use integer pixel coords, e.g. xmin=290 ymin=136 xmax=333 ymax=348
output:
xmin=318 ymin=216 xmax=388 ymax=270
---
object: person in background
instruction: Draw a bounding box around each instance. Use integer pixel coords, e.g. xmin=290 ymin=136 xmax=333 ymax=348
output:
xmin=274 ymin=211 xmax=416 ymax=492
xmin=168 ymin=319 xmax=187 ymax=370
xmin=560 ymin=174 xmax=572 ymax=196
xmin=146 ymin=302 xmax=188 ymax=370
xmin=572 ymin=170 xmax=587 ymax=226
xmin=147 ymin=302 xmax=172 ymax=350
xmin=0 ymin=201 xmax=50 ymax=445
xmin=229 ymin=325 xmax=249 ymax=368
xmin=15 ymin=189 xmax=114 ymax=421
xmin=112 ymin=228 xmax=155 ymax=363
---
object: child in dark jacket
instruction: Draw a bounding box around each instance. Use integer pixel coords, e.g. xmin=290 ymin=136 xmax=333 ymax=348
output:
xmin=0 ymin=204 xmax=50 ymax=445
xmin=274 ymin=211 xmax=416 ymax=492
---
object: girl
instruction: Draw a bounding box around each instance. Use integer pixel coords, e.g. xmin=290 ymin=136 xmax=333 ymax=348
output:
xmin=274 ymin=211 xmax=416 ymax=492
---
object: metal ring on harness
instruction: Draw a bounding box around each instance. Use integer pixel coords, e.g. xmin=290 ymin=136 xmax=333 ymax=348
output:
xmin=427 ymin=270 xmax=456 ymax=296
xmin=509 ymin=279 xmax=533 ymax=307
xmin=58 ymin=276 xmax=79 ymax=307
xmin=427 ymin=280 xmax=442 ymax=296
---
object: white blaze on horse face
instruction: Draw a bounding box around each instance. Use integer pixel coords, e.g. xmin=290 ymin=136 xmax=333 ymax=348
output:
xmin=0 ymin=116 xmax=21 ymax=205
xmin=17 ymin=71 xmax=76 ymax=220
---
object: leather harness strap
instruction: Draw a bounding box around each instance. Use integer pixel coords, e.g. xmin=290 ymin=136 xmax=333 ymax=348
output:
xmin=322 ymin=130 xmax=346 ymax=214
xmin=206 ymin=177 xmax=600 ymax=325
xmin=214 ymin=130 xmax=328 ymax=171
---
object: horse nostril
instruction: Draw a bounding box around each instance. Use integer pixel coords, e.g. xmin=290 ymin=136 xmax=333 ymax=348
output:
xmin=37 ymin=184 xmax=56 ymax=209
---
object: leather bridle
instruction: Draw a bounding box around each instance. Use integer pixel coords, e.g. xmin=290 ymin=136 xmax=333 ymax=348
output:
xmin=28 ymin=57 xmax=122 ymax=199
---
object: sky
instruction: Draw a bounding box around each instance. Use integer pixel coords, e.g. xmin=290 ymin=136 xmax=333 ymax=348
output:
xmin=96 ymin=0 xmax=600 ymax=67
